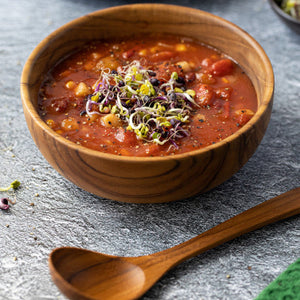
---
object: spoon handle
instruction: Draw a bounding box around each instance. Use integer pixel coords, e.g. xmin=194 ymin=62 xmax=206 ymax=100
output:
xmin=155 ymin=187 xmax=300 ymax=266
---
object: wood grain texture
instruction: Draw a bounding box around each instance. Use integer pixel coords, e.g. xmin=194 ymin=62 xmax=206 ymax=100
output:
xmin=20 ymin=4 xmax=274 ymax=203
xmin=49 ymin=187 xmax=300 ymax=300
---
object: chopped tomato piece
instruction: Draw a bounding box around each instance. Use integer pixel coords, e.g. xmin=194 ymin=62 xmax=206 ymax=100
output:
xmin=235 ymin=109 xmax=254 ymax=126
xmin=122 ymin=48 xmax=135 ymax=60
xmin=150 ymin=51 xmax=176 ymax=62
xmin=84 ymin=61 xmax=96 ymax=71
xmin=201 ymin=58 xmax=213 ymax=67
xmin=154 ymin=62 xmax=184 ymax=82
xmin=223 ymin=101 xmax=230 ymax=119
xmin=185 ymin=72 xmax=196 ymax=83
xmin=115 ymin=129 xmax=137 ymax=146
xmin=114 ymin=128 xmax=125 ymax=142
xmin=119 ymin=148 xmax=132 ymax=156
xmin=194 ymin=84 xmax=215 ymax=106
xmin=144 ymin=143 xmax=161 ymax=156
xmin=44 ymin=97 xmax=68 ymax=114
xmin=215 ymin=87 xmax=233 ymax=100
xmin=211 ymin=59 xmax=233 ymax=76
xmin=213 ymin=99 xmax=230 ymax=119
xmin=213 ymin=99 xmax=223 ymax=110
xmin=196 ymin=73 xmax=216 ymax=84
xmin=237 ymin=113 xmax=252 ymax=126
xmin=75 ymin=98 xmax=85 ymax=110
xmin=59 ymin=70 xmax=71 ymax=78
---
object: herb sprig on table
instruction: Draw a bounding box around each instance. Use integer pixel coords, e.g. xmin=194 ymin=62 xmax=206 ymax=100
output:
xmin=0 ymin=180 xmax=20 ymax=210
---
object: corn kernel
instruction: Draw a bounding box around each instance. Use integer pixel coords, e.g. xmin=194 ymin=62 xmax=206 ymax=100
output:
xmin=61 ymin=117 xmax=80 ymax=131
xmin=150 ymin=46 xmax=160 ymax=53
xmin=174 ymin=87 xmax=183 ymax=93
xmin=222 ymin=77 xmax=230 ymax=84
xmin=175 ymin=43 xmax=187 ymax=52
xmin=176 ymin=61 xmax=192 ymax=72
xmin=91 ymin=52 xmax=101 ymax=60
xmin=88 ymin=114 xmax=99 ymax=122
xmin=96 ymin=56 xmax=119 ymax=70
xmin=101 ymin=114 xmax=122 ymax=127
xmin=138 ymin=49 xmax=147 ymax=56
xmin=195 ymin=114 xmax=206 ymax=122
xmin=186 ymin=89 xmax=196 ymax=97
xmin=75 ymin=82 xmax=90 ymax=97
xmin=65 ymin=81 xmax=75 ymax=89
xmin=211 ymin=54 xmax=219 ymax=60
xmin=46 ymin=119 xmax=55 ymax=128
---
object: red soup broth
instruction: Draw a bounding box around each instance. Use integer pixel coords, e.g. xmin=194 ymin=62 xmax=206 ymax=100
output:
xmin=38 ymin=34 xmax=257 ymax=157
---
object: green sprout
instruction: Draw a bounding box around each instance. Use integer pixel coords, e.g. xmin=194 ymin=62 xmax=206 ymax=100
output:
xmin=0 ymin=180 xmax=21 ymax=192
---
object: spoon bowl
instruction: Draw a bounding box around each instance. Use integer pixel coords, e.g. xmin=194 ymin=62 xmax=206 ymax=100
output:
xmin=49 ymin=187 xmax=300 ymax=300
xmin=51 ymin=248 xmax=146 ymax=300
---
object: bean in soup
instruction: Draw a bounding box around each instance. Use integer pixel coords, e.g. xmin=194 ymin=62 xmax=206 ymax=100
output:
xmin=38 ymin=35 xmax=257 ymax=157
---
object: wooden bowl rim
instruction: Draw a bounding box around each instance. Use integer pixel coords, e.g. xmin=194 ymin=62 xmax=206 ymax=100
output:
xmin=21 ymin=3 xmax=274 ymax=163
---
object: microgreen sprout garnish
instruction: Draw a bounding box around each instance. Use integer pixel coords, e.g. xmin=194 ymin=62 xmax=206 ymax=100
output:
xmin=85 ymin=61 xmax=198 ymax=147
xmin=0 ymin=180 xmax=21 ymax=192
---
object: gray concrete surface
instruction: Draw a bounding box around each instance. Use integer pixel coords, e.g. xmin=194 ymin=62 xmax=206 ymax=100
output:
xmin=0 ymin=0 xmax=299 ymax=299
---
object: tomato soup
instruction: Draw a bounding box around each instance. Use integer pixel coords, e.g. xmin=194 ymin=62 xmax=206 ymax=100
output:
xmin=38 ymin=35 xmax=257 ymax=157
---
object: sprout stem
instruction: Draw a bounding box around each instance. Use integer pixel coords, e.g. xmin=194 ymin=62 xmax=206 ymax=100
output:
xmin=0 ymin=180 xmax=21 ymax=192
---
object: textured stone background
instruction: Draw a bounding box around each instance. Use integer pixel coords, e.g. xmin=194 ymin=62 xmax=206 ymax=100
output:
xmin=0 ymin=0 xmax=299 ymax=299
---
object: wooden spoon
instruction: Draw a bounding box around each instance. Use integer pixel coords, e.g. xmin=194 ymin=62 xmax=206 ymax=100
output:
xmin=49 ymin=187 xmax=300 ymax=300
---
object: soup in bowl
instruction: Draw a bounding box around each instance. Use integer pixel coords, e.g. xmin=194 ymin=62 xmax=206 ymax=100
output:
xmin=21 ymin=4 xmax=274 ymax=203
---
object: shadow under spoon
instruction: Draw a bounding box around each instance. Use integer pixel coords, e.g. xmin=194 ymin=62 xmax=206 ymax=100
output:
xmin=49 ymin=187 xmax=300 ymax=300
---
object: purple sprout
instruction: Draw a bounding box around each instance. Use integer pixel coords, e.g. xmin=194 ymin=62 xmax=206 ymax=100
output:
xmin=94 ymin=82 xmax=102 ymax=92
xmin=0 ymin=198 xmax=10 ymax=210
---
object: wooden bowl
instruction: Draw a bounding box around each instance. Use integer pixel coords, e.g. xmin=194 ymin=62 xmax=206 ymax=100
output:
xmin=268 ymin=0 xmax=300 ymax=33
xmin=21 ymin=4 xmax=274 ymax=203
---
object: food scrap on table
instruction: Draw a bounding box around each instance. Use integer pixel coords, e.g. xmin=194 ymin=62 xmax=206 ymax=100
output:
xmin=0 ymin=180 xmax=21 ymax=210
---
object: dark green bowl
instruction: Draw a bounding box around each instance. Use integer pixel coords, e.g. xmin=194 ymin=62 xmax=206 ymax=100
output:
xmin=268 ymin=0 xmax=300 ymax=33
